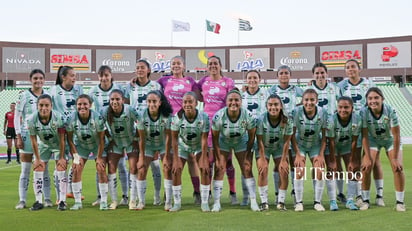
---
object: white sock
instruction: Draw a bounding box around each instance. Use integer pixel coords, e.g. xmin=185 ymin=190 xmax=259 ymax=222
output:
xmin=98 ymin=183 xmax=108 ymax=203
xmin=315 ymin=180 xmax=324 ymax=203
xmin=278 ymin=189 xmax=287 ymax=204
xmin=164 ymin=179 xmax=172 ymax=205
xmin=395 ymin=191 xmax=404 ymax=203
xmin=19 ymin=162 xmax=31 ymax=202
xmin=33 ymin=171 xmax=44 ymax=203
xmin=241 ymin=175 xmax=249 ymax=199
xmin=200 ymin=184 xmax=210 ymax=204
xmin=347 ymin=181 xmax=357 ymax=201
xmin=294 ymin=179 xmax=304 ymax=203
xmin=108 ymin=174 xmax=118 ymax=202
xmin=357 ymin=181 xmax=362 ymax=197
xmin=136 ymin=180 xmax=147 ymax=204
xmin=67 ymin=166 xmax=73 ymax=194
xmin=43 ymin=164 xmax=51 ymax=200
xmin=326 ymin=179 xmax=336 ymax=201
xmin=172 ymin=185 xmax=182 ymax=205
xmin=129 ymin=174 xmax=137 ymax=201
xmin=375 ymin=179 xmax=384 ymax=197
xmin=213 ymin=180 xmax=224 ymax=203
xmin=72 ymin=181 xmax=82 ymax=203
xmin=151 ymin=159 xmax=162 ymax=199
xmin=54 ymin=169 xmax=59 ymax=202
xmin=244 ymin=177 xmax=257 ymax=200
xmin=117 ymin=158 xmax=129 ymax=197
xmin=273 ymin=172 xmax=280 ymax=195
xmin=258 ymin=185 xmax=268 ymax=204
xmin=362 ymin=190 xmax=370 ymax=201
xmin=57 ymin=171 xmax=67 ymax=202
xmin=336 ymin=179 xmax=344 ymax=195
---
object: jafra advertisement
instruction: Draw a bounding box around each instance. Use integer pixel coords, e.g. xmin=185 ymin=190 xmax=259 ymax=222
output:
xmin=2 ymin=47 xmax=45 ymax=72
xmin=229 ymin=48 xmax=270 ymax=71
xmin=274 ymin=47 xmax=315 ymax=71
xmin=185 ymin=49 xmax=226 ymax=71
xmin=140 ymin=49 xmax=181 ymax=72
xmin=367 ymin=41 xmax=411 ymax=69
xmin=319 ymin=44 xmax=363 ymax=70
xmin=96 ymin=49 xmax=136 ymax=73
xmin=50 ymin=49 xmax=92 ymax=73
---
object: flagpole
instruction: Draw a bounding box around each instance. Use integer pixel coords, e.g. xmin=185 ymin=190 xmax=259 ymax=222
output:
xmin=238 ymin=29 xmax=240 ymax=46
xmin=204 ymin=28 xmax=207 ymax=47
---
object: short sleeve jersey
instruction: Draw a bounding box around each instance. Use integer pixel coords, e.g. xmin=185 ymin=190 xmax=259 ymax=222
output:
xmin=338 ymin=78 xmax=375 ymax=111
xmin=361 ymin=104 xmax=399 ymax=140
xmin=307 ymin=82 xmax=341 ymax=116
xmin=242 ymin=87 xmax=269 ymax=119
xmin=124 ymin=80 xmax=161 ymax=113
xmin=15 ymin=89 xmax=48 ymax=133
xmin=326 ymin=112 xmax=362 ymax=146
xmin=29 ymin=110 xmax=65 ymax=147
xmin=49 ymin=84 xmax=83 ymax=122
xmin=292 ymin=105 xmax=327 ymax=148
xmin=256 ymin=112 xmax=293 ymax=150
xmin=268 ymin=84 xmax=303 ymax=117
xmin=89 ymin=83 xmax=125 ymax=113
xmin=136 ymin=109 xmax=171 ymax=149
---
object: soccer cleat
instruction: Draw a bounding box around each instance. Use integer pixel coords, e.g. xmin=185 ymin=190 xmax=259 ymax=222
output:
xmin=211 ymin=202 xmax=221 ymax=212
xmin=375 ymin=196 xmax=385 ymax=207
xmin=355 ymin=196 xmax=363 ymax=207
xmin=337 ymin=193 xmax=347 ymax=203
xmin=15 ymin=201 xmax=26 ymax=209
xmin=329 ymin=200 xmax=339 ymax=211
xmin=346 ymin=200 xmax=359 ymax=210
xmin=240 ymin=197 xmax=249 ymax=206
xmin=193 ymin=192 xmax=201 ymax=205
xmin=99 ymin=202 xmax=108 ymax=211
xmin=295 ymin=202 xmax=304 ymax=212
xmin=92 ymin=197 xmax=101 ymax=206
xmin=70 ymin=202 xmax=83 ymax=210
xmin=291 ymin=189 xmax=296 ymax=205
xmin=164 ymin=203 xmax=172 ymax=211
xmin=109 ymin=201 xmax=118 ymax=210
xmin=201 ymin=203 xmax=210 ymax=212
xmin=260 ymin=202 xmax=269 ymax=211
xmin=57 ymin=201 xmax=67 ymax=211
xmin=314 ymin=202 xmax=325 ymax=212
xmin=153 ymin=194 xmax=162 ymax=205
xmin=169 ymin=204 xmax=181 ymax=212
xmin=44 ymin=199 xmax=53 ymax=208
xmin=30 ymin=201 xmax=44 ymax=211
xmin=359 ymin=201 xmax=370 ymax=211
xmin=16 ymin=160 xmax=21 ymax=165
xmin=128 ymin=200 xmax=137 ymax=210
xmin=119 ymin=195 xmax=129 ymax=206
xmin=250 ymin=200 xmax=260 ymax=212
xmin=136 ymin=202 xmax=145 ymax=210
xmin=277 ymin=203 xmax=287 ymax=211
xmin=396 ymin=203 xmax=406 ymax=212
xmin=6 ymin=160 xmax=11 ymax=164
xmin=229 ymin=192 xmax=239 ymax=205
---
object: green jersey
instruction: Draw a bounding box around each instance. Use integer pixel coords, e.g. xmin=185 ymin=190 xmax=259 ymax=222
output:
xmin=49 ymin=84 xmax=83 ymax=122
xmin=268 ymin=84 xmax=303 ymax=117
xmin=256 ymin=112 xmax=293 ymax=150
xmin=15 ymin=89 xmax=48 ymax=134
xmin=338 ymin=78 xmax=375 ymax=111
xmin=136 ymin=109 xmax=171 ymax=149
xmin=326 ymin=112 xmax=362 ymax=147
xmin=292 ymin=105 xmax=327 ymax=148
xmin=307 ymin=81 xmax=341 ymax=116
xmin=242 ymin=87 xmax=269 ymax=119
xmin=124 ymin=81 xmax=161 ymax=113
xmin=29 ymin=110 xmax=65 ymax=147
xmin=89 ymin=83 xmax=124 ymax=113
xmin=361 ymin=104 xmax=399 ymax=141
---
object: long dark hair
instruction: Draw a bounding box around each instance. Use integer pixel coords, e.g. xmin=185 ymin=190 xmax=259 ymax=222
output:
xmin=147 ymin=90 xmax=172 ymax=117
xmin=266 ymin=94 xmax=288 ymax=127
xmin=29 ymin=69 xmax=45 ymax=79
xmin=55 ymin=66 xmax=73 ymax=85
xmin=98 ymin=65 xmax=113 ymax=83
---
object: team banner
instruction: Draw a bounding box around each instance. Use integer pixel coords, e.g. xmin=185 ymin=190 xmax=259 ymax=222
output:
xmin=2 ymin=47 xmax=45 ymax=73
xmin=96 ymin=49 xmax=136 ymax=73
xmin=172 ymin=20 xmax=190 ymax=32
xmin=239 ymin=18 xmax=253 ymax=31
xmin=50 ymin=49 xmax=91 ymax=73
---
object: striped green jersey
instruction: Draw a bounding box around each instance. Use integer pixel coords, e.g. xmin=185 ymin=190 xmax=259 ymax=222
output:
xmin=88 ymin=83 xmax=125 ymax=113
xmin=268 ymin=84 xmax=303 ymax=117
xmin=242 ymin=87 xmax=269 ymax=119
xmin=136 ymin=109 xmax=171 ymax=148
xmin=256 ymin=112 xmax=293 ymax=150
xmin=66 ymin=110 xmax=106 ymax=150
xmin=292 ymin=105 xmax=327 ymax=148
xmin=307 ymin=82 xmax=341 ymax=116
xmin=326 ymin=112 xmax=362 ymax=146
xmin=361 ymin=104 xmax=399 ymax=140
xmin=101 ymin=105 xmax=139 ymax=148
xmin=337 ymin=78 xmax=375 ymax=111
xmin=49 ymin=84 xmax=83 ymax=122
xmin=29 ymin=110 xmax=65 ymax=147
xmin=212 ymin=107 xmax=256 ymax=144
xmin=15 ymin=89 xmax=48 ymax=133
xmin=124 ymin=81 xmax=161 ymax=113
xmin=170 ymin=110 xmax=210 ymax=151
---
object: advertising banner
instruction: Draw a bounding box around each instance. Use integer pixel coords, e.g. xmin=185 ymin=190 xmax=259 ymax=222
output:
xmin=229 ymin=48 xmax=269 ymax=71
xmin=319 ymin=44 xmax=363 ymax=69
xmin=367 ymin=41 xmax=411 ymax=69
xmin=185 ymin=49 xmax=226 ymax=71
xmin=140 ymin=49 xmax=180 ymax=72
xmin=50 ymin=49 xmax=92 ymax=72
xmin=274 ymin=47 xmax=315 ymax=71
xmin=2 ymin=47 xmax=45 ymax=73
xmin=96 ymin=49 xmax=136 ymax=73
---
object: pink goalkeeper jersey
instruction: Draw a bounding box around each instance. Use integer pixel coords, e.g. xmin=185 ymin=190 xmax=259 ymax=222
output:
xmin=198 ymin=76 xmax=235 ymax=119
xmin=158 ymin=75 xmax=199 ymax=115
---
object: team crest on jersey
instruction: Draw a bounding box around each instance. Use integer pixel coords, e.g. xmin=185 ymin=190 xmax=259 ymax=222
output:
xmin=197 ymin=121 xmax=203 ymax=126
xmin=241 ymin=120 xmax=247 ymax=128
xmin=383 ymin=116 xmax=389 ymax=124
xmin=221 ymin=81 xmax=226 ymax=87
xmin=351 ymin=124 xmax=357 ymax=132
xmin=51 ymin=122 xmax=57 ymax=129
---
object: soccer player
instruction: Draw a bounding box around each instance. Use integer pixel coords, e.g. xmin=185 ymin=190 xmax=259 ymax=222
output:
xmin=101 ymin=89 xmax=139 ymax=210
xmin=4 ymin=102 xmax=19 ymax=164
xmin=28 ymin=94 xmax=67 ymax=211
xmin=359 ymin=87 xmax=405 ymax=212
xmin=49 ymin=65 xmax=83 ymax=203
xmin=125 ymin=59 xmax=163 ymax=205
xmin=14 ymin=69 xmax=52 ymax=209
xmin=292 ymin=89 xmax=327 ymax=212
xmin=338 ymin=59 xmax=384 ymax=207
xmin=211 ymin=89 xmax=258 ymax=212
xmin=136 ymin=90 xmax=173 ymax=211
xmin=268 ymin=65 xmax=303 ymax=204
xmin=157 ymin=56 xmax=202 ymax=204
xmin=197 ymin=56 xmax=239 ymax=205
xmin=66 ymin=94 xmax=106 ymax=210
xmin=307 ymin=63 xmax=341 ymax=211
xmin=169 ymin=92 xmax=210 ymax=212
xmin=256 ymin=94 xmax=293 ymax=211
xmin=89 ymin=65 xmax=129 ymax=207
xmin=326 ymin=96 xmax=362 ymax=210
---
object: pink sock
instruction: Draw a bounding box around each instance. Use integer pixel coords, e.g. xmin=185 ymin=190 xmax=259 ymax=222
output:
xmin=226 ymin=158 xmax=236 ymax=193
xmin=191 ymin=177 xmax=200 ymax=193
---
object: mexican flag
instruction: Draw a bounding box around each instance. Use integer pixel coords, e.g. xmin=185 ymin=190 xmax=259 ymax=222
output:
xmin=206 ymin=20 xmax=221 ymax=34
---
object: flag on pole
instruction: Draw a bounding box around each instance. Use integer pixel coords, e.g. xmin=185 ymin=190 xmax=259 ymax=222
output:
xmin=172 ymin=20 xmax=190 ymax=32
xmin=239 ymin=18 xmax=253 ymax=31
xmin=206 ymin=20 xmax=221 ymax=34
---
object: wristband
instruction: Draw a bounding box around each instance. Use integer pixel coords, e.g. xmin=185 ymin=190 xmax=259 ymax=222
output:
xmin=73 ymin=153 xmax=80 ymax=164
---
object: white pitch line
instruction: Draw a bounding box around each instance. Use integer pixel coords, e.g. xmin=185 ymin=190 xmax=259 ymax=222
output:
xmin=0 ymin=164 xmax=20 ymax=170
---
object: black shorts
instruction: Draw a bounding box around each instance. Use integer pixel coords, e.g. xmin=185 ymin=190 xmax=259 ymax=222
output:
xmin=6 ymin=127 xmax=16 ymax=139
